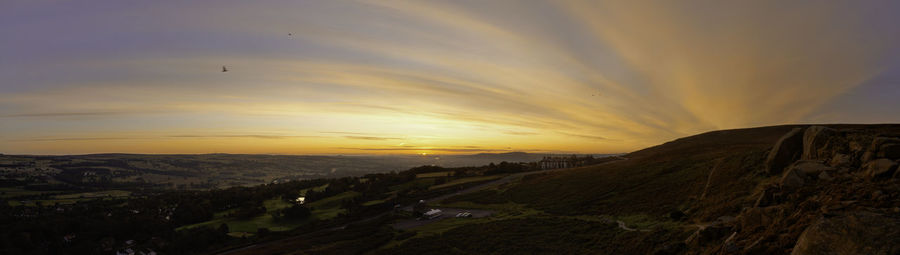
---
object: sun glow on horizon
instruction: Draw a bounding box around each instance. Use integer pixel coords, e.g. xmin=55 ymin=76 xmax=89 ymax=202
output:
xmin=2 ymin=1 xmax=899 ymax=155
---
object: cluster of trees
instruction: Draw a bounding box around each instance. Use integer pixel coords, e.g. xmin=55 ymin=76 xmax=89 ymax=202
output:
xmin=0 ymin=178 xmax=330 ymax=254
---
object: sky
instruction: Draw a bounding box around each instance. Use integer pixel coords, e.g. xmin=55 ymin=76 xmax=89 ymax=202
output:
xmin=2 ymin=0 xmax=900 ymax=155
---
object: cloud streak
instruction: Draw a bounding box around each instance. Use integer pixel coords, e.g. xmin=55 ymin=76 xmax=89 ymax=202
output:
xmin=1 ymin=1 xmax=899 ymax=155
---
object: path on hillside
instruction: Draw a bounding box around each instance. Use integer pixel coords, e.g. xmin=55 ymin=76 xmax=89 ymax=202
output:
xmin=216 ymin=157 xmax=627 ymax=254
xmin=401 ymin=159 xmax=624 ymax=211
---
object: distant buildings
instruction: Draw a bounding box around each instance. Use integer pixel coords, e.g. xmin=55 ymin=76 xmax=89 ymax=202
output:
xmin=539 ymin=155 xmax=596 ymax=170
xmin=423 ymin=209 xmax=442 ymax=219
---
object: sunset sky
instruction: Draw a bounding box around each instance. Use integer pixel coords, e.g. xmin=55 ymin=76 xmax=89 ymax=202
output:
xmin=2 ymin=1 xmax=900 ymax=155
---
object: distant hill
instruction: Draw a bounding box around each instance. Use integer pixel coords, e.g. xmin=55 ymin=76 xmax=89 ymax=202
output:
xmin=0 ymin=152 xmax=601 ymax=190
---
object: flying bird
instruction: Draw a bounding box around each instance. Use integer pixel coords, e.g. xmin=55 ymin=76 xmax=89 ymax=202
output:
xmin=288 ymin=33 xmax=292 ymax=36
xmin=222 ymin=66 xmax=228 ymax=72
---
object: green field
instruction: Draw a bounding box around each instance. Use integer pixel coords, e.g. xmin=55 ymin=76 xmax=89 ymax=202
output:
xmin=428 ymin=175 xmax=501 ymax=190
xmin=177 ymin=191 xmax=361 ymax=234
xmin=0 ymin=187 xmax=56 ymax=198
xmin=5 ymin=189 xmax=131 ymax=207
xmin=305 ymin=191 xmax=361 ymax=219
xmin=362 ymin=199 xmax=387 ymax=206
xmin=415 ymin=171 xmax=453 ymax=178
xmin=389 ymin=178 xmax=434 ymax=191
xmin=299 ymin=183 xmax=329 ymax=195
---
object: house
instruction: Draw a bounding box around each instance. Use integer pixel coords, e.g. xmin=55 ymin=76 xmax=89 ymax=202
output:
xmin=539 ymin=155 xmax=596 ymax=170
xmin=423 ymin=209 xmax=442 ymax=219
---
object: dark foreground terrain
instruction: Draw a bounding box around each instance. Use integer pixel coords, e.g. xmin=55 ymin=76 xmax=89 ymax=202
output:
xmin=381 ymin=124 xmax=900 ymax=255
xmin=3 ymin=124 xmax=900 ymax=254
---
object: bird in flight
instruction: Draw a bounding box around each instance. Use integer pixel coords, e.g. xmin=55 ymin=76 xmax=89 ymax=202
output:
xmin=288 ymin=33 xmax=292 ymax=36
xmin=222 ymin=66 xmax=228 ymax=72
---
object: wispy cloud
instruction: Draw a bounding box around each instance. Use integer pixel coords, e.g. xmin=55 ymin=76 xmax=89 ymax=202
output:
xmin=342 ymin=136 xmax=401 ymax=141
xmin=1 ymin=1 xmax=899 ymax=155
xmin=4 ymin=111 xmax=134 ymax=118
xmin=336 ymin=147 xmax=512 ymax=152
xmin=167 ymin=134 xmax=315 ymax=139
xmin=503 ymin=131 xmax=538 ymax=136
xmin=557 ymin=132 xmax=610 ymax=141
xmin=9 ymin=137 xmax=140 ymax=142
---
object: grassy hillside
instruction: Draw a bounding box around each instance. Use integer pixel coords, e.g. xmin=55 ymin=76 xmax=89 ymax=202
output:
xmin=387 ymin=124 xmax=900 ymax=254
xmin=168 ymin=124 xmax=900 ymax=255
xmin=462 ymin=125 xmax=798 ymax=219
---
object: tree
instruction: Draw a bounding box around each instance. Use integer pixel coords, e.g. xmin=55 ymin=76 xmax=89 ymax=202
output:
xmin=280 ymin=204 xmax=311 ymax=220
xmin=217 ymin=223 xmax=230 ymax=235
xmin=257 ymin=228 xmax=270 ymax=237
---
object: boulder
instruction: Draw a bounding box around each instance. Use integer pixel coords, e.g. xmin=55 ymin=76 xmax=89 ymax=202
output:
xmin=685 ymin=224 xmax=731 ymax=247
xmin=792 ymin=160 xmax=834 ymax=177
xmin=828 ymin=153 xmax=851 ymax=168
xmin=863 ymin=137 xmax=900 ymax=163
xmin=753 ymin=187 xmax=776 ymax=207
xmin=780 ymin=168 xmax=805 ymax=189
xmin=802 ymin=126 xmax=837 ymax=160
xmin=878 ymin=143 xmax=900 ymax=160
xmin=865 ymin=158 xmax=898 ymax=179
xmin=779 ymin=161 xmax=833 ymax=188
xmin=817 ymin=171 xmax=833 ymax=181
xmin=766 ymin=128 xmax=805 ymax=175
xmin=738 ymin=207 xmax=773 ymax=231
xmin=791 ymin=212 xmax=900 ymax=255
xmin=720 ymin=232 xmax=739 ymax=253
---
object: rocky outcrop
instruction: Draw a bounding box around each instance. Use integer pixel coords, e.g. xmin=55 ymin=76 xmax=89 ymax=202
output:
xmin=791 ymin=211 xmax=900 ymax=255
xmin=828 ymin=153 xmax=851 ymax=168
xmin=864 ymin=158 xmax=898 ymax=179
xmin=862 ymin=137 xmax=900 ymax=162
xmin=737 ymin=206 xmax=784 ymax=232
xmin=779 ymin=160 xmax=834 ymax=189
xmin=878 ymin=143 xmax=900 ymax=159
xmin=685 ymin=218 xmax=733 ymax=247
xmin=766 ymin=128 xmax=805 ymax=175
xmin=696 ymin=125 xmax=900 ymax=255
xmin=780 ymin=168 xmax=806 ymax=189
xmin=802 ymin=126 xmax=837 ymax=161
xmin=792 ymin=160 xmax=834 ymax=176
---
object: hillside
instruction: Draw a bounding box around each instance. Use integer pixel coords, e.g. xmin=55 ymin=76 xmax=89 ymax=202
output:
xmin=380 ymin=124 xmax=900 ymax=255
xmin=5 ymin=125 xmax=898 ymax=254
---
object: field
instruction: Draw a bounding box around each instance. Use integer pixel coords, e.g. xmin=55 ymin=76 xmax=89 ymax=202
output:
xmin=5 ymin=189 xmax=131 ymax=206
xmin=389 ymin=178 xmax=434 ymax=191
xmin=178 ymin=191 xmax=360 ymax=234
xmin=428 ymin=175 xmax=501 ymax=190
xmin=415 ymin=171 xmax=453 ymax=178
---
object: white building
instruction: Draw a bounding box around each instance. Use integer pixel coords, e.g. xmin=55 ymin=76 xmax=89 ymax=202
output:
xmin=423 ymin=209 xmax=442 ymax=219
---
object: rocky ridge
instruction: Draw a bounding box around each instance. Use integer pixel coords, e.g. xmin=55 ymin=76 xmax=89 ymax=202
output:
xmin=689 ymin=126 xmax=900 ymax=255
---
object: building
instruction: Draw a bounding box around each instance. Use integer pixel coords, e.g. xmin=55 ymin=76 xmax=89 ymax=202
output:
xmin=539 ymin=155 xmax=596 ymax=170
xmin=423 ymin=209 xmax=443 ymax=219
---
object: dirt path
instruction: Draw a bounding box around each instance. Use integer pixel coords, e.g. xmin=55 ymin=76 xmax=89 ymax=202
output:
xmin=403 ymin=159 xmax=625 ymax=210
xmin=699 ymin=159 xmax=723 ymax=201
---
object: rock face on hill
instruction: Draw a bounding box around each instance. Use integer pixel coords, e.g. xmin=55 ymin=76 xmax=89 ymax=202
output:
xmin=765 ymin=128 xmax=804 ymax=175
xmin=791 ymin=212 xmax=900 ymax=255
xmin=373 ymin=124 xmax=900 ymax=255
xmin=704 ymin=125 xmax=900 ymax=255
xmin=801 ymin=126 xmax=837 ymax=160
